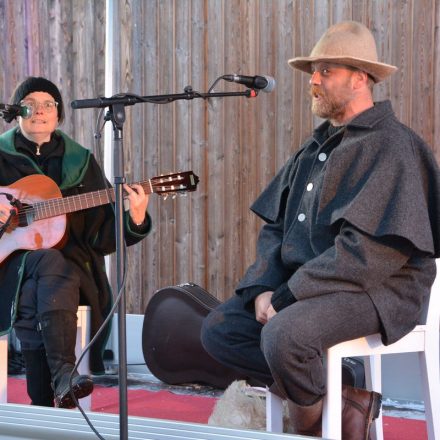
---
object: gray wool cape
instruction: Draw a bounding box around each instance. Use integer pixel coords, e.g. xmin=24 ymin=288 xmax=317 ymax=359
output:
xmin=236 ymin=100 xmax=440 ymax=345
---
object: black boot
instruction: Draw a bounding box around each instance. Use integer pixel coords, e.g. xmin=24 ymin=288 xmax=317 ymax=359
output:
xmin=39 ymin=310 xmax=93 ymax=409
xmin=22 ymin=348 xmax=55 ymax=407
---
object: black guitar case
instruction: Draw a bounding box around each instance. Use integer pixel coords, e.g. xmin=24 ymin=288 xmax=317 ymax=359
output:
xmin=142 ymin=283 xmax=365 ymax=390
xmin=142 ymin=283 xmax=245 ymax=389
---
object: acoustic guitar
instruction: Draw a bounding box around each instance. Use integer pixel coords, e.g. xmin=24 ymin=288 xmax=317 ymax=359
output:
xmin=0 ymin=171 xmax=199 ymax=263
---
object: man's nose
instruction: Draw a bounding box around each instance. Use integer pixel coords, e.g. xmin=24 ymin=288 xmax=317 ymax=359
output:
xmin=309 ymin=71 xmax=321 ymax=85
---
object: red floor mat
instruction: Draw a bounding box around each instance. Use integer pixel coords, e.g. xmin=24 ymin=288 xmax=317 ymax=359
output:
xmin=7 ymin=377 xmax=427 ymax=439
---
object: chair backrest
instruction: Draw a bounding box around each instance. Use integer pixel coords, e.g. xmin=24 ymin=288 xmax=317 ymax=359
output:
xmin=422 ymin=259 xmax=440 ymax=328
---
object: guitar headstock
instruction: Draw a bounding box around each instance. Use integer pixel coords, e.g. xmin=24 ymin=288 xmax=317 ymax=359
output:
xmin=150 ymin=171 xmax=199 ymax=198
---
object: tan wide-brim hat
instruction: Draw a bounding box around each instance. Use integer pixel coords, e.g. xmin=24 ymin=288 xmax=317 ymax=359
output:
xmin=288 ymin=21 xmax=397 ymax=83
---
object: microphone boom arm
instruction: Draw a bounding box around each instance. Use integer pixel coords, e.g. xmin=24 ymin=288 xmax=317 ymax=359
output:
xmin=71 ymin=88 xmax=256 ymax=110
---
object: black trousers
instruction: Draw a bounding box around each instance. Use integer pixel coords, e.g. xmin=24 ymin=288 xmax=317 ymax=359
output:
xmin=201 ymin=291 xmax=381 ymax=406
xmin=14 ymin=249 xmax=80 ymax=350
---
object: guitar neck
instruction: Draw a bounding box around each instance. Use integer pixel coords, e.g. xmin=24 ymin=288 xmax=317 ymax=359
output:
xmin=33 ymin=180 xmax=153 ymax=220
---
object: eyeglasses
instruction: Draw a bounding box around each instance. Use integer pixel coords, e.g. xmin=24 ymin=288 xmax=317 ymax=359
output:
xmin=20 ymin=99 xmax=59 ymax=113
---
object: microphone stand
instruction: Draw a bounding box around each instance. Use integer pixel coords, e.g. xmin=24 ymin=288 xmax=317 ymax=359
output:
xmin=108 ymin=102 xmax=129 ymax=438
xmin=71 ymin=86 xmax=257 ymax=440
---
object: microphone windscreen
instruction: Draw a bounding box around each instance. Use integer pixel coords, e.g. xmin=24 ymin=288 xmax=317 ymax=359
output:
xmin=21 ymin=105 xmax=33 ymax=119
xmin=262 ymin=76 xmax=276 ymax=93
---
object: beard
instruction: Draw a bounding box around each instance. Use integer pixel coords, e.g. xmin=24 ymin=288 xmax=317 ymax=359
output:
xmin=310 ymin=81 xmax=353 ymax=122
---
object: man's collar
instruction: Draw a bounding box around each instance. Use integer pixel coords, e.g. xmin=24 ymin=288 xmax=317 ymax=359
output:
xmin=346 ymin=100 xmax=393 ymax=128
xmin=313 ymin=100 xmax=393 ymax=137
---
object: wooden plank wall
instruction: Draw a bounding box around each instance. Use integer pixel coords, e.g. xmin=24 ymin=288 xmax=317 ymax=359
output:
xmin=0 ymin=0 xmax=439 ymax=314
xmin=0 ymin=0 xmax=106 ymax=148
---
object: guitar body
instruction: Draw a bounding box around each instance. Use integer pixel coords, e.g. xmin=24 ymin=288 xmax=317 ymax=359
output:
xmin=0 ymin=175 xmax=66 ymax=263
xmin=142 ymin=283 xmax=245 ymax=389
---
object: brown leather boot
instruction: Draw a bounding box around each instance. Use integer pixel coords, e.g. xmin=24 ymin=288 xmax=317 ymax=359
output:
xmin=342 ymin=385 xmax=382 ymax=440
xmin=287 ymin=398 xmax=323 ymax=436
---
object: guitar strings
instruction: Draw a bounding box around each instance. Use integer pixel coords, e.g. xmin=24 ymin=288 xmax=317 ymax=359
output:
xmin=10 ymin=177 xmax=184 ymax=225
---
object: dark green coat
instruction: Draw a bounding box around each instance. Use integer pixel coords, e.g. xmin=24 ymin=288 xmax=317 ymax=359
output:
xmin=0 ymin=127 xmax=151 ymax=373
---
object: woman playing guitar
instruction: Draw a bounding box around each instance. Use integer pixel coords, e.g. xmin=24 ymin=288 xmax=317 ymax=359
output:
xmin=0 ymin=77 xmax=150 ymax=409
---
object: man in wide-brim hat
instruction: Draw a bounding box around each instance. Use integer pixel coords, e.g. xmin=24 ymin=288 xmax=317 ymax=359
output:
xmin=289 ymin=20 xmax=397 ymax=82
xmin=202 ymin=21 xmax=440 ymax=439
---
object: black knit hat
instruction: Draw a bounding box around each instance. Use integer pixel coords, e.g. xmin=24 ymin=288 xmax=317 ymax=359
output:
xmin=11 ymin=76 xmax=64 ymax=122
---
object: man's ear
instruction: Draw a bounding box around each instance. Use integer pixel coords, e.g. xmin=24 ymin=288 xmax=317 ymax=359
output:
xmin=352 ymin=70 xmax=369 ymax=90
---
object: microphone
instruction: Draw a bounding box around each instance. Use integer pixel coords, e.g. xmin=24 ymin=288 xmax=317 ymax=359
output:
xmin=0 ymin=103 xmax=33 ymax=123
xmin=223 ymin=74 xmax=276 ymax=93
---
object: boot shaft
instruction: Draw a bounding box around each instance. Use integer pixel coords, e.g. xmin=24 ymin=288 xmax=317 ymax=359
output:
xmin=287 ymin=399 xmax=323 ymax=436
xmin=39 ymin=310 xmax=78 ymax=380
xmin=341 ymin=385 xmax=382 ymax=440
xmin=22 ymin=348 xmax=54 ymax=407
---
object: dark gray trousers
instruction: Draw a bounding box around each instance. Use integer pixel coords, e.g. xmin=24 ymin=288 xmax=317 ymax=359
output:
xmin=14 ymin=249 xmax=80 ymax=350
xmin=201 ymin=291 xmax=381 ymax=406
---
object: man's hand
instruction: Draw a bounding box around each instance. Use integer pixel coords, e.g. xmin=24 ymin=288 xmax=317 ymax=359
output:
xmin=255 ymin=291 xmax=277 ymax=324
xmin=124 ymin=183 xmax=150 ymax=226
xmin=266 ymin=304 xmax=277 ymax=321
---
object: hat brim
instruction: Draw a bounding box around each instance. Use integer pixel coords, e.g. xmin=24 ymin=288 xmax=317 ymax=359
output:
xmin=288 ymin=56 xmax=397 ymax=83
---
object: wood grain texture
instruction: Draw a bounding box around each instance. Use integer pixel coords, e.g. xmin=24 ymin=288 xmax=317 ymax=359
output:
xmin=0 ymin=0 xmax=439 ymax=313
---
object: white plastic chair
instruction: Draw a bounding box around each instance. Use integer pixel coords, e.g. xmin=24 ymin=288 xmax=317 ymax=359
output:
xmin=266 ymin=259 xmax=440 ymax=440
xmin=0 ymin=305 xmax=92 ymax=410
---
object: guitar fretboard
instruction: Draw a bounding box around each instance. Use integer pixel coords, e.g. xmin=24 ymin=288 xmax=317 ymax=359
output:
xmin=30 ymin=180 xmax=153 ymax=221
